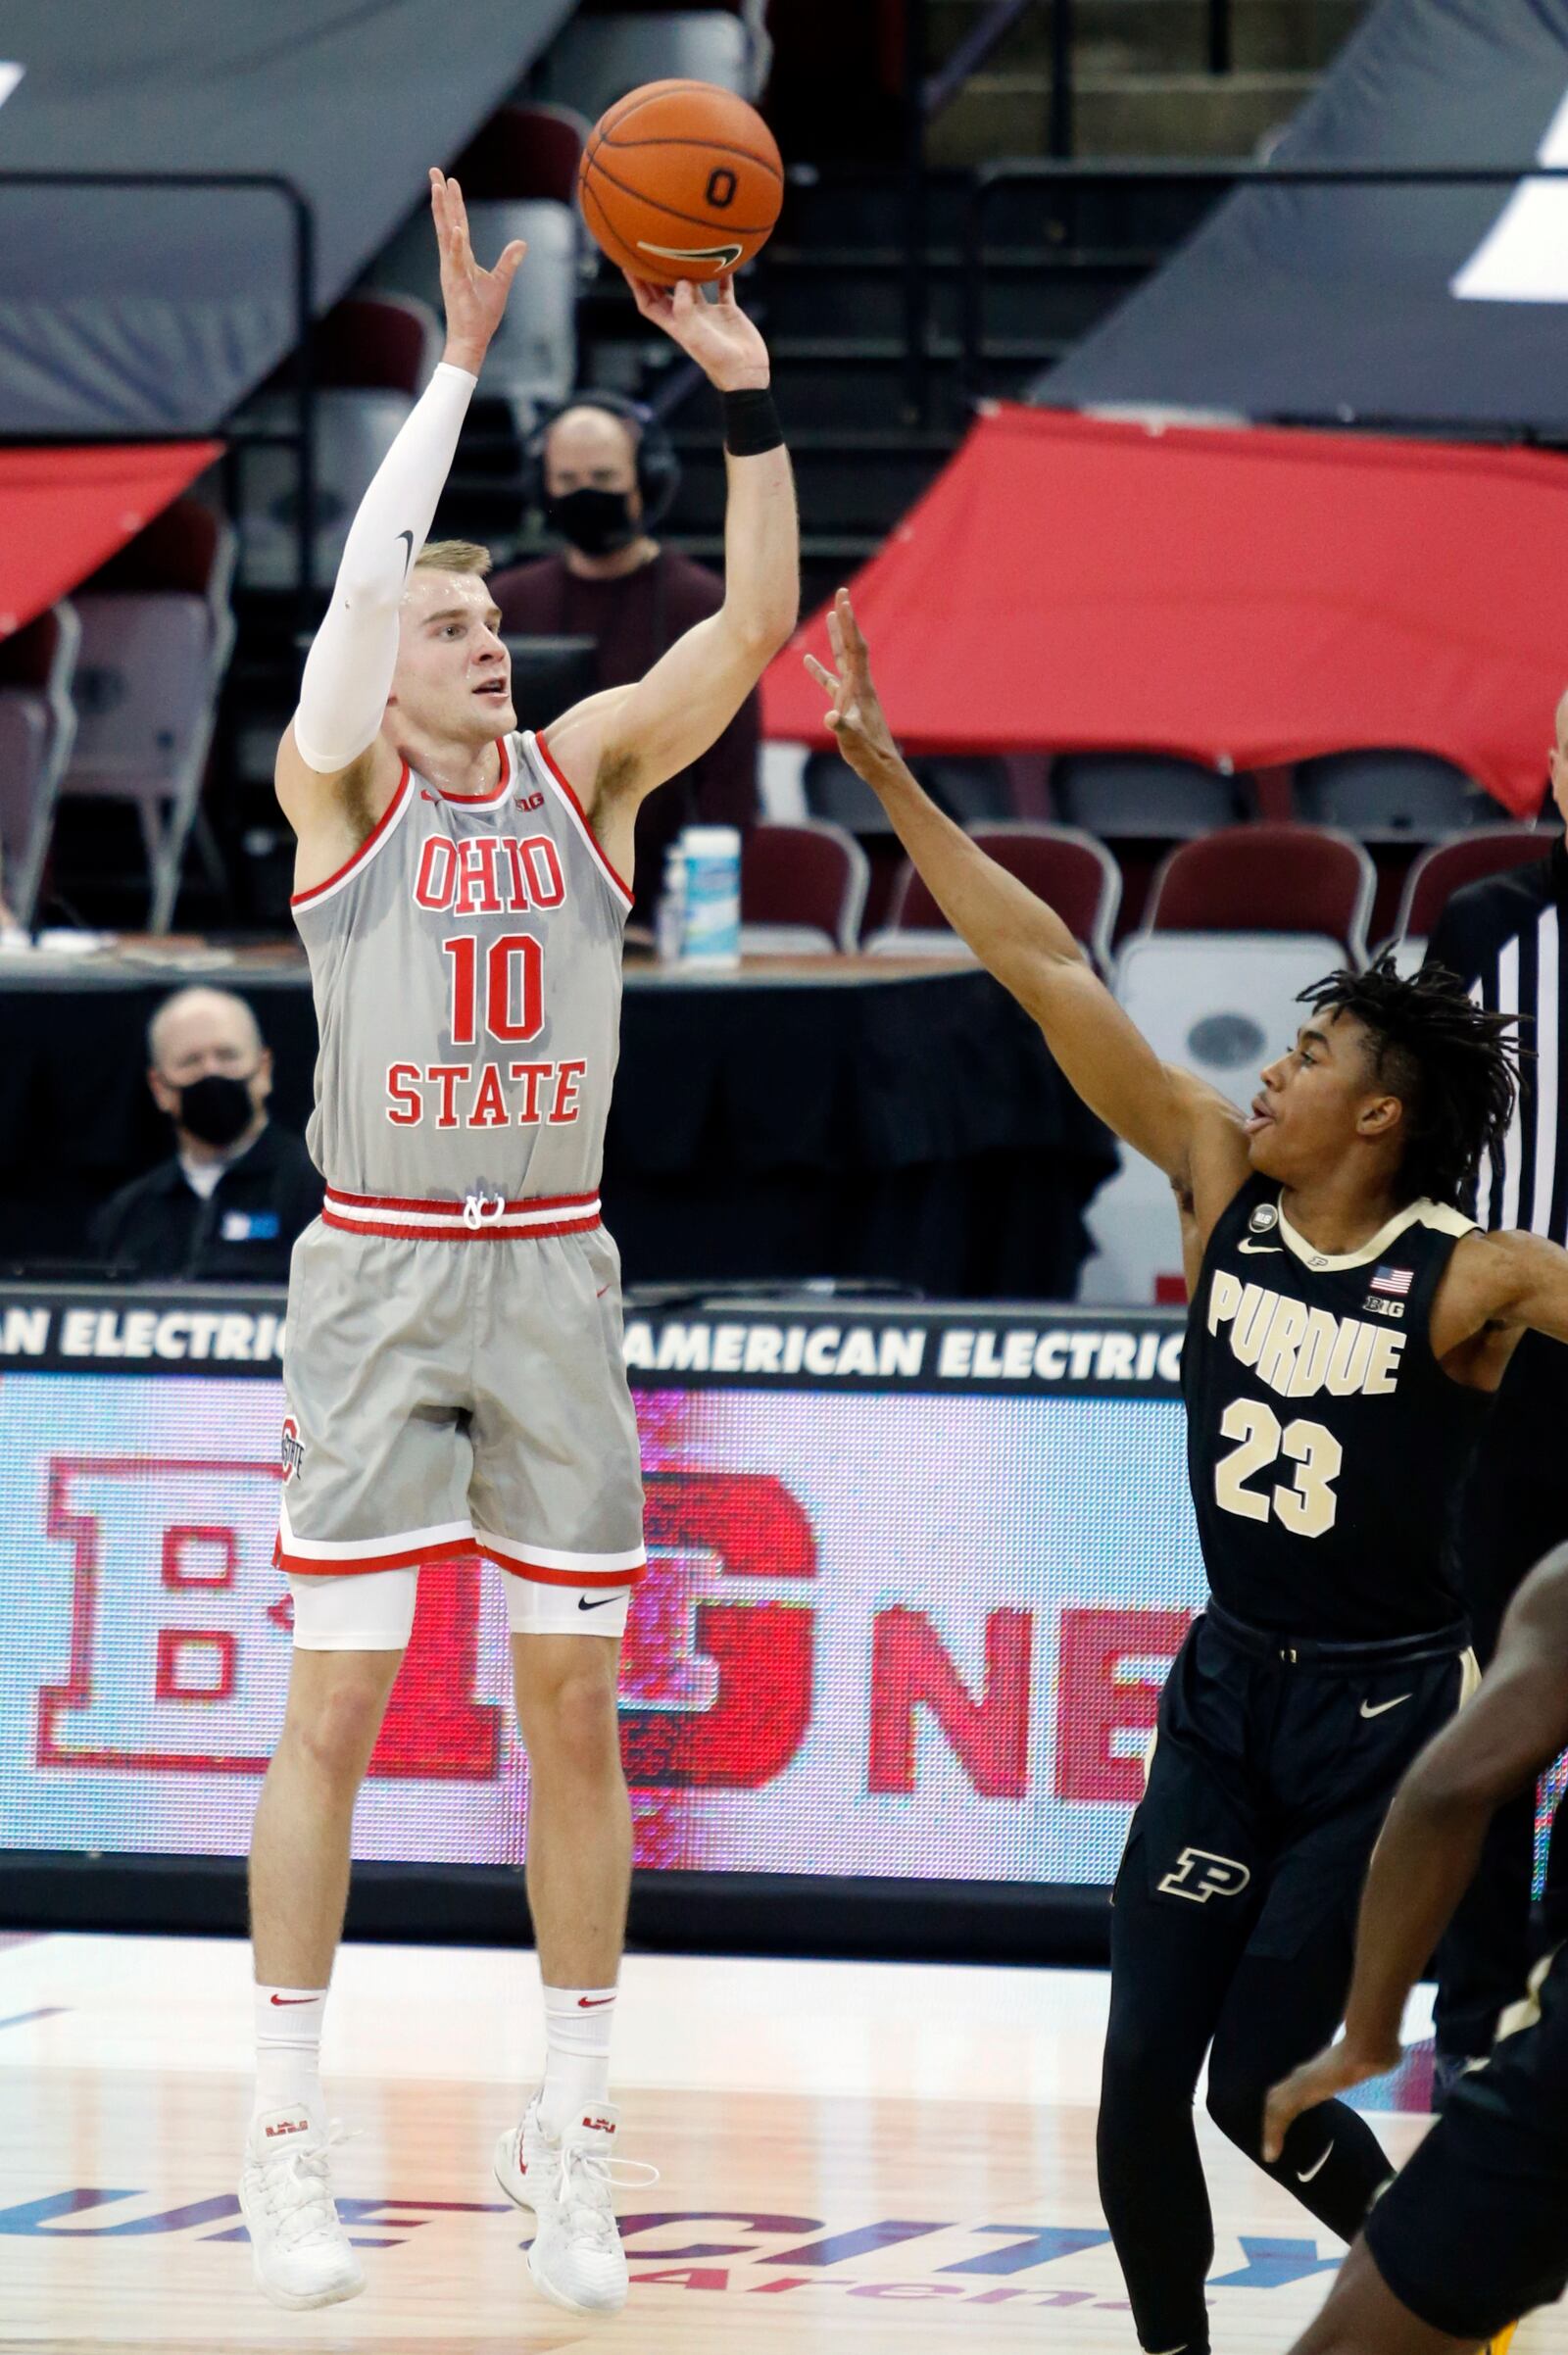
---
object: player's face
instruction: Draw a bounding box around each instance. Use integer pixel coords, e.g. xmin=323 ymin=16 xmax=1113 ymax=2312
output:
xmin=1247 ymin=1009 xmax=1397 ymax=1182
xmin=391 ymin=570 xmax=515 ymax=747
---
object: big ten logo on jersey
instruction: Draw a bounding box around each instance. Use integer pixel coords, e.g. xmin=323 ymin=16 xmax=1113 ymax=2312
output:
xmin=1207 ymin=1269 xmax=1404 ymax=1401
xmin=389 ymin=824 xmax=584 ymax=1131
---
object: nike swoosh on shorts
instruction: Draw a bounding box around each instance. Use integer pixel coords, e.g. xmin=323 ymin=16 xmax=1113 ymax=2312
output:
xmin=1360 ymin=1694 xmax=1412 ymax=1719
xmin=577 ymin=1592 xmax=629 ymax=1613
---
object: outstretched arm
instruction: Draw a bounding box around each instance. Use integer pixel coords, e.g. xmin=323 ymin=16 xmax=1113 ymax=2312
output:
xmin=805 ymin=593 xmax=1250 ymax=1196
xmin=276 ymin=170 xmax=524 ymax=824
xmin=1264 ymin=1546 xmax=1568 ymax=2160
xmin=545 ymin=274 xmax=797 ymax=857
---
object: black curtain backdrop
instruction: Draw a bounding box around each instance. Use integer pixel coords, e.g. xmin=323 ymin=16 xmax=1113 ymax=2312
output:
xmin=0 ymin=968 xmax=1116 ymax=1300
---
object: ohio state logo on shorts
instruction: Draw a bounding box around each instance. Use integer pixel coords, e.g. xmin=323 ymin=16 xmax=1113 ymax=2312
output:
xmin=280 ymin=1415 xmax=305 ymax=1485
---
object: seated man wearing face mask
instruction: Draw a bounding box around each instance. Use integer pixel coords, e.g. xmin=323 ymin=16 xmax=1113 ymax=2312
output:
xmin=490 ymin=391 xmax=760 ymax=918
xmin=90 ymin=984 xmax=322 ymax=1282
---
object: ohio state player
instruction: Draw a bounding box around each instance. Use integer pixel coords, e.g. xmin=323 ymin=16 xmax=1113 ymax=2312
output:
xmin=237 ymin=170 xmax=797 ymax=2316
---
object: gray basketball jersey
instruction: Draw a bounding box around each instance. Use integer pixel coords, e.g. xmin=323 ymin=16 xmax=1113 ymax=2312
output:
xmin=291 ymin=731 xmax=630 ymax=1206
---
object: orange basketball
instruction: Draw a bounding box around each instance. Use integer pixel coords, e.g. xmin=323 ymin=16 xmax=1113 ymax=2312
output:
xmin=578 ymin=79 xmax=783 ymax=283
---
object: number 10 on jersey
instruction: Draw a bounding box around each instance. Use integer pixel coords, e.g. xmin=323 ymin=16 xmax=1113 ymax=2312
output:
xmin=442 ymin=934 xmax=544 ymax=1046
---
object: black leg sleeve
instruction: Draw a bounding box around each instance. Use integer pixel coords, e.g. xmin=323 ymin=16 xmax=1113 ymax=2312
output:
xmin=1205 ymin=1908 xmax=1394 ymax=2245
xmin=1098 ymin=1828 xmax=1254 ymax=2355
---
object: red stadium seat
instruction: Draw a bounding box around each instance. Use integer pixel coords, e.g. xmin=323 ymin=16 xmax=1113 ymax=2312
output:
xmin=451 ymin=102 xmax=590 ymax=206
xmin=875 ymin=823 xmax=1121 ymax=971
xmin=1146 ymin=822 xmax=1374 ymax=960
xmin=741 ymin=820 xmax=868 ymax=953
xmin=1396 ymin=828 xmax=1554 ymax=945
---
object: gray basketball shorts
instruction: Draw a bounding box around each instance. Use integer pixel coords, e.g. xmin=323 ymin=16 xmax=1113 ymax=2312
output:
xmin=275 ymin=1215 xmax=645 ymax=1632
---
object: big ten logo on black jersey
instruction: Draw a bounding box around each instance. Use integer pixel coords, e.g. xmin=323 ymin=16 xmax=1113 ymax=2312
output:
xmin=1205 ymin=1270 xmax=1406 ymax=1545
xmin=386 ymin=826 xmax=582 ymax=1133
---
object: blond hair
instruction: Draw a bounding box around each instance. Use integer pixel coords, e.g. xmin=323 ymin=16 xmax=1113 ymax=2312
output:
xmin=415 ymin=538 xmax=492 ymax=576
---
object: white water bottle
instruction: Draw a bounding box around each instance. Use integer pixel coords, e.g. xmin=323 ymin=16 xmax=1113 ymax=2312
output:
xmin=680 ymin=824 xmax=742 ymax=970
xmin=657 ymin=840 xmax=686 ymax=964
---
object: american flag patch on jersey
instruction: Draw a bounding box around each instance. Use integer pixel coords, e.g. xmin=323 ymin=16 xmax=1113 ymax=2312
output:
xmin=1369 ymin=1264 xmax=1413 ymax=1298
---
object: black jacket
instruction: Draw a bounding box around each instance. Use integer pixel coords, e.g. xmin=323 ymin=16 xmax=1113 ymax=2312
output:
xmin=89 ymin=1121 xmax=322 ymax=1282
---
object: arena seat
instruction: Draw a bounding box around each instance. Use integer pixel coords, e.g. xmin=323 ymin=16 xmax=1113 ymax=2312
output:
xmin=741 ymin=819 xmax=868 ymax=953
xmin=1294 ymin=749 xmax=1490 ymax=842
xmin=1052 ymin=752 xmax=1249 ymax=840
xmin=59 ymin=502 xmax=236 ymax=934
xmin=237 ymin=293 xmax=441 ymax=592
xmin=1395 ymin=827 xmax=1554 ymax=956
xmin=915 ymin=757 xmax=1018 ymax=824
xmin=870 ymin=823 xmax=1121 ymax=972
xmin=0 ymin=601 xmax=80 ymax=931
xmin=1147 ymin=821 xmax=1374 ymax=961
xmin=1080 ymin=928 xmax=1350 ymax=1304
xmin=370 ymin=198 xmax=578 ymax=434
xmin=536 ymin=11 xmax=755 ymax=120
xmin=451 ymin=101 xmax=590 ymax=206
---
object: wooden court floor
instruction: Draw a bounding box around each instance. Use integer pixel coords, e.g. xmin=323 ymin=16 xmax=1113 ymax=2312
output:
xmin=3 ymin=1932 xmax=1566 ymax=2353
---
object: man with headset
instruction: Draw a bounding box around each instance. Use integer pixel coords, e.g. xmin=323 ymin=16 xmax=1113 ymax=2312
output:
xmin=492 ymin=391 xmax=760 ymax=918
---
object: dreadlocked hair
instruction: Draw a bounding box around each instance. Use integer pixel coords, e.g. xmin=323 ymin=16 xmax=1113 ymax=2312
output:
xmin=1298 ymin=950 xmax=1522 ymax=1211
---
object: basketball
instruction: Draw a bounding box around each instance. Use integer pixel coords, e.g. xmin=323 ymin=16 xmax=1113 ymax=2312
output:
xmin=578 ymin=78 xmax=784 ymax=283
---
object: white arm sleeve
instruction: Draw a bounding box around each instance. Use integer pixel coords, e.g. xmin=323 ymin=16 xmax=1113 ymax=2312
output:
xmin=291 ymin=361 xmax=477 ymax=774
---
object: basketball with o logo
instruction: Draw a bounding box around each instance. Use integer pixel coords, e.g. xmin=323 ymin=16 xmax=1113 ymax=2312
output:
xmin=578 ymin=79 xmax=784 ymax=283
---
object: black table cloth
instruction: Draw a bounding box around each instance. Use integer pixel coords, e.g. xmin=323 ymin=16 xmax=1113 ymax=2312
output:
xmin=0 ymin=955 xmax=1117 ymax=1300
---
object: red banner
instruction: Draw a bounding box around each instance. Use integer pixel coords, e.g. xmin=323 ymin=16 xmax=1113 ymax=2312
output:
xmin=0 ymin=444 xmax=221 ymax=638
xmin=763 ymin=405 xmax=1568 ymax=816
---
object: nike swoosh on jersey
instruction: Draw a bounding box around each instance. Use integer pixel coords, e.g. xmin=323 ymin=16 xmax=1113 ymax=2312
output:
xmin=1360 ymin=1693 xmax=1412 ymax=1719
xmin=1296 ymin=2141 xmax=1333 ymax=2183
xmin=1238 ymin=1239 xmax=1282 ymax=1254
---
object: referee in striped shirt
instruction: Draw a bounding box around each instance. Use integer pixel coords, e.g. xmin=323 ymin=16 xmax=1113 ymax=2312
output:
xmin=1425 ymin=693 xmax=1568 ymax=2094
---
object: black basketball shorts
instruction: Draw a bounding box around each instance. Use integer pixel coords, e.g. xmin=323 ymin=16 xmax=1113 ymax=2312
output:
xmin=1365 ymin=1940 xmax=1568 ymax=2342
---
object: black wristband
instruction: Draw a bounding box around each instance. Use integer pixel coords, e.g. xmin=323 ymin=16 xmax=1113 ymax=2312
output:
xmin=722 ymin=386 xmax=784 ymax=458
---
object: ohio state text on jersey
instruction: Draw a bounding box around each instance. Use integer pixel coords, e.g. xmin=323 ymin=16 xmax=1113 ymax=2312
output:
xmin=291 ymin=732 xmax=629 ymax=1206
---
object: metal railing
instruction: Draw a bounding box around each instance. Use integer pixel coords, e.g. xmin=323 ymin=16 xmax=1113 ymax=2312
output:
xmin=0 ymin=172 xmax=318 ymax=610
xmin=958 ymin=160 xmax=1568 ymax=419
xmin=922 ymin=0 xmax=1241 ymax=162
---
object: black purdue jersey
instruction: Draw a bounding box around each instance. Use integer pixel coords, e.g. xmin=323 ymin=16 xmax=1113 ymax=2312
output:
xmin=1182 ymin=1173 xmax=1494 ymax=1643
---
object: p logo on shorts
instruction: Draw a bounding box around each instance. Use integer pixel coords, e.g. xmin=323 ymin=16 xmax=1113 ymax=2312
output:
xmin=1158 ymin=1846 xmax=1251 ymax=1903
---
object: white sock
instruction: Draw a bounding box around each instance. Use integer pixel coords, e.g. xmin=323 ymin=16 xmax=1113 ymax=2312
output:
xmin=538 ymin=1984 xmax=616 ymax=2136
xmin=254 ymin=1984 xmax=327 ymax=2122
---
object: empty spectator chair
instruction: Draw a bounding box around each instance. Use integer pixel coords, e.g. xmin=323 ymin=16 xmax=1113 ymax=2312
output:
xmin=741 ymin=819 xmax=868 ymax=953
xmin=59 ymin=501 xmax=236 ymax=934
xmin=238 ymin=292 xmax=440 ymax=592
xmin=1393 ymin=828 xmax=1555 ymax=968
xmin=0 ymin=601 xmax=80 ymax=931
xmin=1146 ymin=821 xmax=1374 ymax=961
xmin=1294 ymin=750 xmax=1488 ymax=842
xmin=1053 ymin=752 xmax=1249 ymax=840
xmin=870 ymin=823 xmax=1120 ymax=972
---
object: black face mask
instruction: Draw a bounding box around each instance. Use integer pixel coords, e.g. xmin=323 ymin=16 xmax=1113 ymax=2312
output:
xmin=176 ymin=1071 xmax=258 ymax=1149
xmin=545 ymin=486 xmax=641 ymax=558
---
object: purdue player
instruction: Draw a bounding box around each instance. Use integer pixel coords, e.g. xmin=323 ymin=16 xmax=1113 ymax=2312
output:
xmin=237 ymin=173 xmax=796 ymax=2315
xmin=808 ymin=595 xmax=1568 ymax=2355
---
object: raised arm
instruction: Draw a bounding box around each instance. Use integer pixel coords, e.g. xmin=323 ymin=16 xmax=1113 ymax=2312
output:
xmin=544 ymin=274 xmax=797 ymax=872
xmin=806 ymin=593 xmax=1250 ymax=1203
xmin=1264 ymin=1545 xmax=1568 ymax=2159
xmin=275 ymin=170 xmax=524 ymax=854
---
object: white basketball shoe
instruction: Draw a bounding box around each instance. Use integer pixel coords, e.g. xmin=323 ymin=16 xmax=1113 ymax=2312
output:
xmin=238 ymin=2106 xmax=365 ymax=2310
xmin=494 ymin=2095 xmax=658 ymax=2315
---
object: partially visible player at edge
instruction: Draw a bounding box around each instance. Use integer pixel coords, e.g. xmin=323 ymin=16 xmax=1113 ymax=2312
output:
xmin=237 ymin=172 xmax=797 ymax=2317
xmin=807 ymin=594 xmax=1568 ymax=2355
xmin=1264 ymin=1539 xmax=1568 ymax=2352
